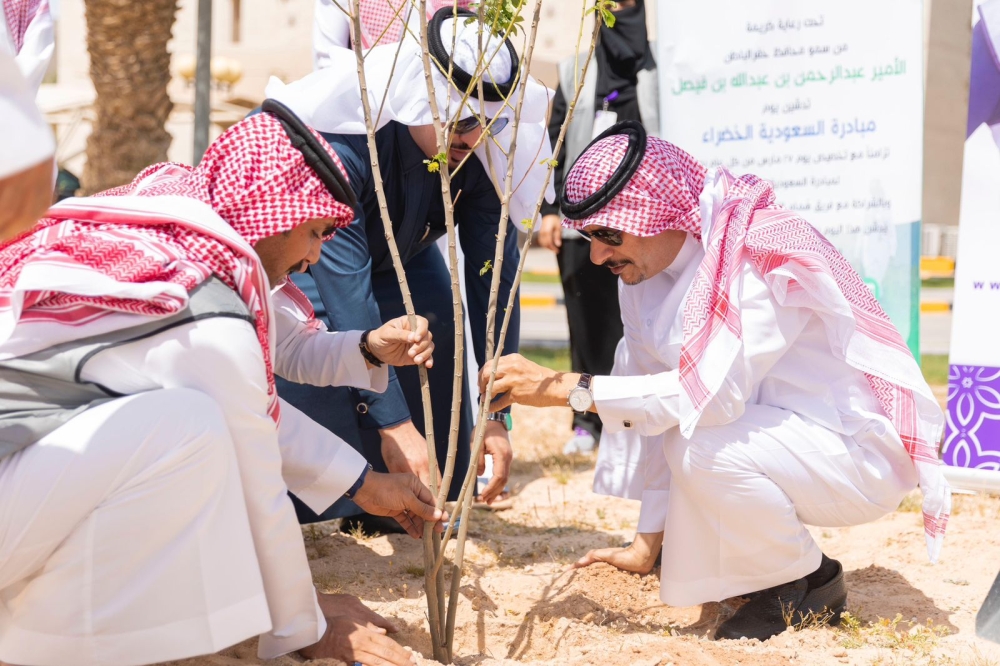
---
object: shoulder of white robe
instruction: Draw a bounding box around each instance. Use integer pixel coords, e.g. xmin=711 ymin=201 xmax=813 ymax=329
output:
xmin=0 ymin=49 xmax=55 ymax=178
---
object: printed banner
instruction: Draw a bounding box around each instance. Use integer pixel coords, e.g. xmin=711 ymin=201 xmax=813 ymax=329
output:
xmin=655 ymin=0 xmax=923 ymax=354
xmin=943 ymin=0 xmax=1000 ymax=471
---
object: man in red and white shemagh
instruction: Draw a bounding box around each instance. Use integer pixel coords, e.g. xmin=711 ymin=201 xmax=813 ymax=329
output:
xmin=1 ymin=0 xmax=53 ymax=92
xmin=0 ymin=112 xmax=442 ymax=666
xmin=480 ymin=122 xmax=950 ymax=641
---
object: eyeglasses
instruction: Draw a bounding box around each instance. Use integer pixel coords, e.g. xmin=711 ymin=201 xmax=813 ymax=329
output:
xmin=450 ymin=115 xmax=509 ymax=136
xmin=577 ymin=227 xmax=623 ymax=246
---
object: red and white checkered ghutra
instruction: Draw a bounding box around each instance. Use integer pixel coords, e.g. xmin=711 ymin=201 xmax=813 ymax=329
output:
xmin=2 ymin=0 xmax=45 ymax=53
xmin=0 ymin=113 xmax=355 ymax=423
xmin=563 ymin=134 xmax=950 ymax=561
xmin=355 ymin=0 xmax=471 ymax=48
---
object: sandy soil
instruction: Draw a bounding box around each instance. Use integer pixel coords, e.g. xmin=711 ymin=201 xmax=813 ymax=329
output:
xmin=168 ymin=404 xmax=1000 ymax=666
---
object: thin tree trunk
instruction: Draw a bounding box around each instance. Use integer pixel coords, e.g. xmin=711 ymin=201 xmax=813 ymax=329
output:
xmin=82 ymin=0 xmax=179 ymax=193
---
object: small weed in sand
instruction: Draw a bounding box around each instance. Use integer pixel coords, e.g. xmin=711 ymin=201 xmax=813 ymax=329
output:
xmin=896 ymin=493 xmax=923 ymax=513
xmin=781 ymin=602 xmax=837 ymax=631
xmin=550 ymin=467 xmax=572 ymax=485
xmin=404 ymin=565 xmax=425 ymax=578
xmin=346 ymin=521 xmax=379 ymax=542
xmin=839 ymin=611 xmax=949 ymax=656
xmin=961 ymin=645 xmax=1000 ymax=666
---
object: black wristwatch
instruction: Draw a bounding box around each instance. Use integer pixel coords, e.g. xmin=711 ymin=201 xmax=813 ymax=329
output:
xmin=359 ymin=329 xmax=383 ymax=367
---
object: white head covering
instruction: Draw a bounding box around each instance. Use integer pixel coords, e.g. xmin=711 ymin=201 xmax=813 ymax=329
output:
xmin=267 ymin=12 xmax=555 ymax=230
xmin=0 ymin=48 xmax=54 ymax=179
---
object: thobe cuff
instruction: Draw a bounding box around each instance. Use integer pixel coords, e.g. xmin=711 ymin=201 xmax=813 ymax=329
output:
xmin=257 ymin=603 xmax=327 ymax=659
xmin=292 ymin=442 xmax=368 ymax=513
xmin=593 ymin=371 xmax=682 ymax=436
xmin=637 ymin=489 xmax=669 ymax=533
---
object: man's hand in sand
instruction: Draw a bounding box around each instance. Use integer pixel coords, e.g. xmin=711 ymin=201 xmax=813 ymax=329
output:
xmin=301 ymin=596 xmax=415 ymax=665
xmin=352 ymin=470 xmax=447 ymax=538
xmin=573 ymin=531 xmax=664 ymax=575
xmin=316 ymin=593 xmax=397 ymax=633
xmin=301 ymin=593 xmax=415 ymax=665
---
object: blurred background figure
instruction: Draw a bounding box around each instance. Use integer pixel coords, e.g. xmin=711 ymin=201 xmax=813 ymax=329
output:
xmin=0 ymin=49 xmax=55 ymax=241
xmin=1 ymin=0 xmax=54 ymax=92
xmin=1 ymin=0 xmax=56 ymax=240
xmin=537 ymin=0 xmax=658 ymax=454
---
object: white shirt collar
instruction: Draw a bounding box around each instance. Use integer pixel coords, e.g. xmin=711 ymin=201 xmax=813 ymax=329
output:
xmin=663 ymin=232 xmax=701 ymax=279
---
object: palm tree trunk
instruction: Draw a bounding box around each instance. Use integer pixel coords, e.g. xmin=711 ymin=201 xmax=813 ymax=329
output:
xmin=82 ymin=0 xmax=179 ymax=194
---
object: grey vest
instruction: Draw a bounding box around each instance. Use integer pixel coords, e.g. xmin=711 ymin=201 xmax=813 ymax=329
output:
xmin=0 ymin=278 xmax=253 ymax=461
xmin=557 ymin=47 xmax=661 ymax=177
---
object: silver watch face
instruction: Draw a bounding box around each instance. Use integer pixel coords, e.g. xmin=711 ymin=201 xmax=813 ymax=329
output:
xmin=568 ymin=386 xmax=594 ymax=412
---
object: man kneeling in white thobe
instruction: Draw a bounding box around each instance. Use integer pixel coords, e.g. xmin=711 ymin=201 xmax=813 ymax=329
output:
xmin=0 ymin=106 xmax=443 ymax=666
xmin=480 ymin=121 xmax=951 ymax=641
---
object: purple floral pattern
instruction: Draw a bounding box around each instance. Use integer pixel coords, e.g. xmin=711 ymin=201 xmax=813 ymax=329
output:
xmin=944 ymin=365 xmax=1000 ymax=470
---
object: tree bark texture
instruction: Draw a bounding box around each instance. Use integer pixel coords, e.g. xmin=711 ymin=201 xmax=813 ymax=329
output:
xmin=82 ymin=0 xmax=179 ymax=194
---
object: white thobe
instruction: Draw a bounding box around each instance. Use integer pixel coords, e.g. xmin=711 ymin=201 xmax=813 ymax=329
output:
xmin=0 ymin=1 xmax=54 ymax=95
xmin=0 ymin=287 xmax=386 ymax=665
xmin=591 ymin=233 xmax=918 ymax=607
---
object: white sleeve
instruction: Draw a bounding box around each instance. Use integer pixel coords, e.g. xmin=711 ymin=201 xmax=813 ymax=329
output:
xmin=272 ymin=286 xmax=389 ymax=392
xmin=6 ymin=3 xmax=53 ymax=93
xmin=589 ymin=291 xmax=669 ymax=533
xmin=636 ymin=434 xmax=670 ymax=534
xmin=592 ymin=282 xmax=683 ymax=437
xmin=313 ymin=0 xmax=352 ymax=70
xmin=593 ymin=265 xmax=811 ymax=436
xmin=592 ymin=335 xmax=649 ymax=499
xmin=278 ymin=397 xmax=366 ymax=512
xmin=80 ymin=318 xmax=327 ymax=659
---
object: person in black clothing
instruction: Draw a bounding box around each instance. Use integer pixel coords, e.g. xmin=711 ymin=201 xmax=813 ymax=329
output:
xmin=537 ymin=0 xmax=658 ymax=453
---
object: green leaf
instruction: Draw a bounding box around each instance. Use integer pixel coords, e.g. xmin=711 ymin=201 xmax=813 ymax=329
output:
xmin=522 ymin=218 xmax=535 ymax=231
xmin=479 ymin=259 xmax=493 ymax=276
xmin=539 ymin=157 xmax=558 ymax=168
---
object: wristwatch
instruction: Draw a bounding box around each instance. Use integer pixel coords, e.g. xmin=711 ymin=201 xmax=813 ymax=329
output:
xmin=485 ymin=411 xmax=513 ymax=431
xmin=568 ymin=373 xmax=594 ymax=414
xmin=359 ymin=329 xmax=383 ymax=368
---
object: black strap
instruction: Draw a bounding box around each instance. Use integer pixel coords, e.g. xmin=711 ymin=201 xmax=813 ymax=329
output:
xmin=427 ymin=7 xmax=520 ymax=103
xmin=261 ymin=98 xmax=357 ymax=209
xmin=560 ymin=120 xmax=647 ymax=220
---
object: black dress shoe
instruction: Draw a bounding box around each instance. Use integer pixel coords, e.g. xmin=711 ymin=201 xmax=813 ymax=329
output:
xmin=340 ymin=513 xmax=407 ymax=536
xmin=715 ymin=555 xmax=847 ymax=641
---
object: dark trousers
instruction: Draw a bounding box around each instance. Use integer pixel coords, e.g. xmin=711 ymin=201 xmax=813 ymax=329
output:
xmin=280 ymin=246 xmax=473 ymax=523
xmin=556 ymin=237 xmax=624 ymax=437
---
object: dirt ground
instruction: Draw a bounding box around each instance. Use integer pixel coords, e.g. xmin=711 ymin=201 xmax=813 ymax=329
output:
xmin=169 ymin=403 xmax=1000 ymax=666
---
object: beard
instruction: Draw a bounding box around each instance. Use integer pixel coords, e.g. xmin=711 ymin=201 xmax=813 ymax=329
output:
xmin=607 ymin=260 xmax=646 ymax=285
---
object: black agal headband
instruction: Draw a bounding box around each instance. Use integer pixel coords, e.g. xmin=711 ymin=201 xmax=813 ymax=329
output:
xmin=560 ymin=120 xmax=647 ymax=220
xmin=427 ymin=7 xmax=520 ymax=103
xmin=261 ymin=98 xmax=357 ymax=209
